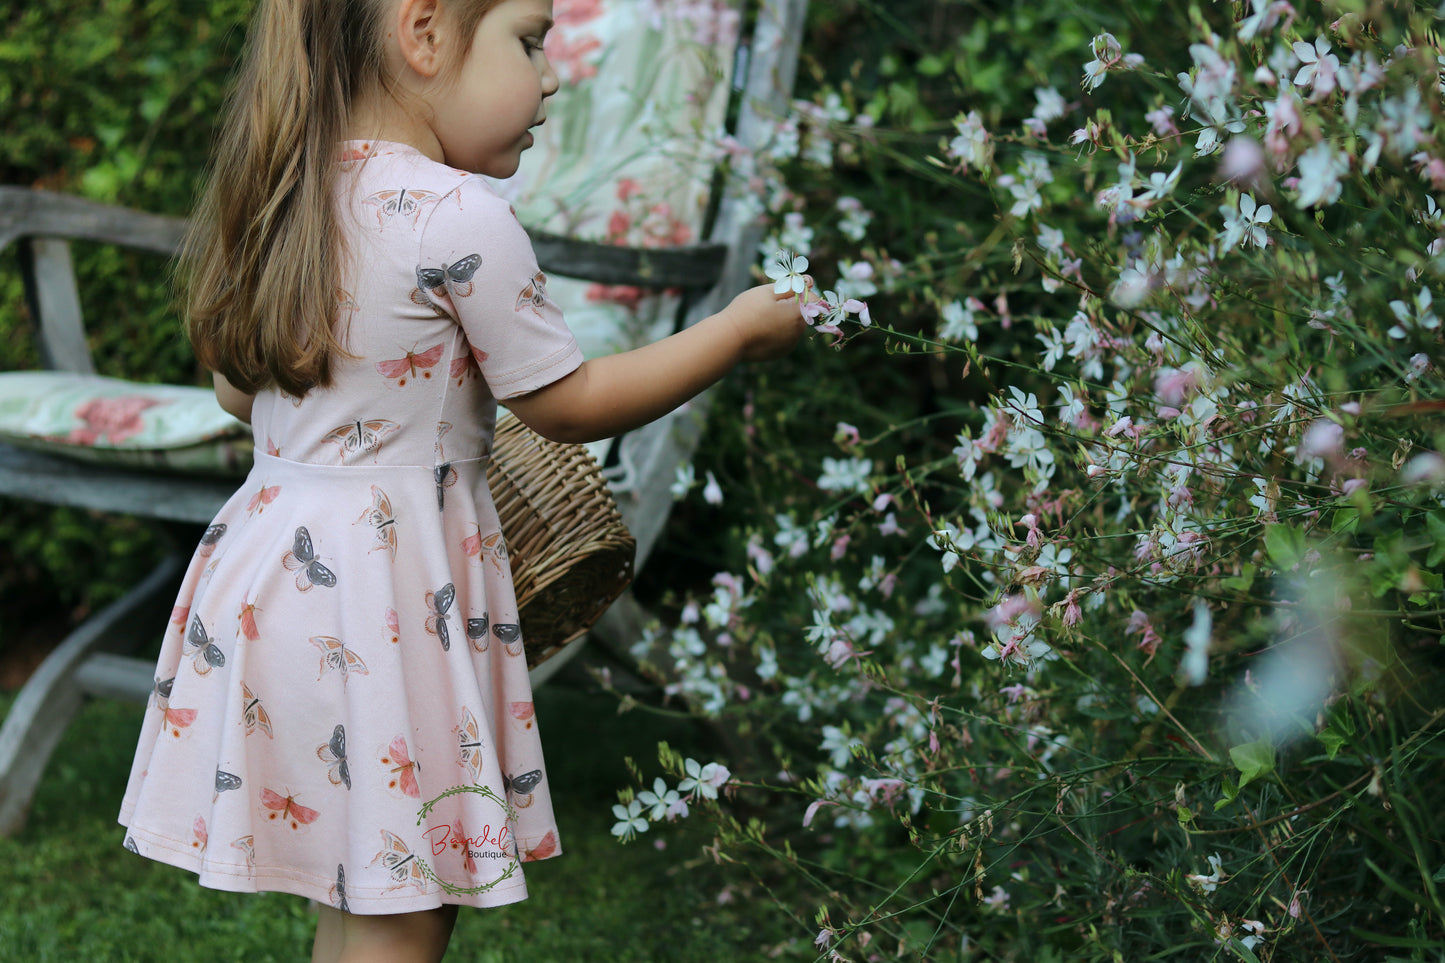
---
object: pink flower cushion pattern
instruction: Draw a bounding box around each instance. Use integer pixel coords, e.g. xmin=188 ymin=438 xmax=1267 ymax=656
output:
xmin=493 ymin=0 xmax=741 ymax=361
xmin=0 ymin=371 xmax=252 ymax=476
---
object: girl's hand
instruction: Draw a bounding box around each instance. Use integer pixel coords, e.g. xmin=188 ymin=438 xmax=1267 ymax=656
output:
xmin=719 ymin=283 xmax=809 ymax=363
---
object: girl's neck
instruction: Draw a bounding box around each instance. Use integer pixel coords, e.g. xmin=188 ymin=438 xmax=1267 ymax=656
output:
xmin=346 ymin=86 xmax=445 ymax=164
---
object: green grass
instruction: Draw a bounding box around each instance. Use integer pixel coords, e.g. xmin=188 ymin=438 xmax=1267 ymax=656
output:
xmin=0 ymin=674 xmax=798 ymax=962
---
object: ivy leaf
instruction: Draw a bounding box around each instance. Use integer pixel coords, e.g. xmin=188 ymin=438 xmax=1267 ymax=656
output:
xmin=1229 ymin=739 xmax=1275 ymax=788
xmin=1317 ymin=728 xmax=1347 ymax=760
xmin=1263 ymin=525 xmax=1306 ymax=570
xmin=1429 ymin=513 xmax=1445 ymax=567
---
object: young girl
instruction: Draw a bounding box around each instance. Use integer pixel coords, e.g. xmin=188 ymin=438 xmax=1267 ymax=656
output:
xmin=117 ymin=0 xmax=805 ymax=959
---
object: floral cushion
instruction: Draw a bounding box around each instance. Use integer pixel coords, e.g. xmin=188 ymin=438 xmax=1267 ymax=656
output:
xmin=0 ymin=371 xmax=252 ymax=476
xmin=492 ymin=0 xmax=741 ymax=360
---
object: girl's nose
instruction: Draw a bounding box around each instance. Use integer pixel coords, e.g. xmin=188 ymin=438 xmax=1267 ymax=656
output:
xmin=541 ymin=53 xmax=560 ymax=97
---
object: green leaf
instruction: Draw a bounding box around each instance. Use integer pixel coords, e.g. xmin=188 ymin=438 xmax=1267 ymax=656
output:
xmin=1222 ymin=562 xmax=1256 ymax=592
xmin=1228 ymin=939 xmax=1263 ymax=963
xmin=1263 ymin=524 xmax=1306 ymax=570
xmin=1331 ymin=508 xmax=1359 ymax=534
xmin=1317 ymin=727 xmax=1347 ymax=760
xmin=1229 ymin=739 xmax=1275 ymax=788
xmin=1215 ymin=775 xmax=1239 ymax=811
xmin=1428 ymin=513 xmax=1445 ymax=566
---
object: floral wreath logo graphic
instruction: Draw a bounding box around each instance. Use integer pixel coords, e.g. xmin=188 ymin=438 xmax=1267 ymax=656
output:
xmin=414 ymin=784 xmax=521 ymax=897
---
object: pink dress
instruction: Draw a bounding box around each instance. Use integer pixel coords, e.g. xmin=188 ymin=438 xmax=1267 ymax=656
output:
xmin=119 ymin=142 xmax=582 ymax=913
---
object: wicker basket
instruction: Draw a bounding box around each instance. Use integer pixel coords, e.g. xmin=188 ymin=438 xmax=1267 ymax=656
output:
xmin=486 ymin=410 xmax=636 ymax=669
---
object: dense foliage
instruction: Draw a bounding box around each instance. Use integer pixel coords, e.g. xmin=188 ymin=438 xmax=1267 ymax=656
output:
xmin=615 ymin=1 xmax=1445 ymax=960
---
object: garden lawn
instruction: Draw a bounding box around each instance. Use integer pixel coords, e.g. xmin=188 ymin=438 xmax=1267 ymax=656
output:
xmin=0 ymin=671 xmax=789 ymax=963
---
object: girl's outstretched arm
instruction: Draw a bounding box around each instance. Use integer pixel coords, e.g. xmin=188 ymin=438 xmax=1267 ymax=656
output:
xmin=213 ymin=372 xmax=256 ymax=424
xmin=505 ymin=284 xmax=806 ymax=445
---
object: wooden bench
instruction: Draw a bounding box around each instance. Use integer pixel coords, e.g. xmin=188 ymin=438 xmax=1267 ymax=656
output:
xmin=0 ymin=0 xmax=807 ymax=836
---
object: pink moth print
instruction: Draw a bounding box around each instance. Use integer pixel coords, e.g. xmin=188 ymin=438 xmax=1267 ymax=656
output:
xmin=153 ymin=675 xmax=197 ymax=739
xmin=190 ymin=815 xmax=208 ymax=853
xmin=521 ymin=830 xmax=559 ymax=862
xmin=384 ymin=607 xmax=401 ymax=645
xmin=261 ymin=787 xmax=319 ymax=831
xmin=379 ymin=736 xmax=421 ymax=798
xmin=509 ymin=701 xmax=535 ymax=732
xmin=246 ymin=482 xmax=280 ymax=515
xmin=375 ymin=343 xmax=444 ymax=387
xmin=335 ymin=288 xmax=359 ymax=327
xmin=462 ymin=526 xmax=508 ymax=574
xmin=238 ymin=596 xmax=261 ymax=642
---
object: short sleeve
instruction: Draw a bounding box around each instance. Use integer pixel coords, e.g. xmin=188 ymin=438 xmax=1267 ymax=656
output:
xmin=417 ymin=177 xmax=583 ymax=400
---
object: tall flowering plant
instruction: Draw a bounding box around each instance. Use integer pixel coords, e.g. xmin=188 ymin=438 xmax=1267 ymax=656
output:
xmin=608 ymin=2 xmax=1445 ymax=959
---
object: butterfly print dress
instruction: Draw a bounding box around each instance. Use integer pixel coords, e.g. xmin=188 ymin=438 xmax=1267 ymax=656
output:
xmin=120 ymin=142 xmax=580 ymax=913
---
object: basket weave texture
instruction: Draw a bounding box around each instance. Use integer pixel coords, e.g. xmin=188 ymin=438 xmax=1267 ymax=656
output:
xmin=486 ymin=411 xmax=635 ymax=668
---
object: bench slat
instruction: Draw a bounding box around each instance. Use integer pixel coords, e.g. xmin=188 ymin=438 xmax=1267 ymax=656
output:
xmin=19 ymin=239 xmax=93 ymax=374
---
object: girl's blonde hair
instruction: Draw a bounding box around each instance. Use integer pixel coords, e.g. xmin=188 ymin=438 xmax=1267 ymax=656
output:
xmin=182 ymin=0 xmax=499 ymax=396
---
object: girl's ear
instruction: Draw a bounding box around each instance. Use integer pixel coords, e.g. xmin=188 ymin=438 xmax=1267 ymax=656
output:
xmin=395 ymin=0 xmax=446 ymax=79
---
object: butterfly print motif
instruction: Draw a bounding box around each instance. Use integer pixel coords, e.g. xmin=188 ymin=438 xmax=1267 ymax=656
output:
xmin=425 ymin=582 xmax=456 ymax=651
xmin=462 ymin=527 xmax=508 ymax=574
xmin=492 ymin=621 xmax=523 ymax=656
xmin=514 ymin=270 xmax=548 ymax=314
xmin=191 ymin=815 xmax=208 ymax=852
xmin=434 ymin=421 xmax=453 ymax=459
xmin=123 ymin=834 xmax=139 ymax=855
xmin=186 ymin=615 xmax=226 ymax=675
xmin=238 ymin=596 xmax=261 ymax=642
xmin=509 ymin=701 xmax=535 ymax=731
xmin=520 ymin=830 xmax=559 ymax=862
xmin=264 ymin=438 xmax=281 ymax=457
xmin=375 ymin=343 xmax=444 ymax=387
xmin=385 ymin=607 xmax=401 ymax=644
xmin=329 ymin=863 xmax=351 ymax=912
xmin=335 ymin=288 xmax=359 ymax=327
xmin=282 ymin=526 xmax=338 ymax=591
xmin=310 ymin=635 xmax=369 ymax=687
xmin=446 ymin=821 xmax=479 ymax=875
xmin=197 ymin=523 xmax=227 ymax=558
xmin=449 ymin=351 xmax=479 ymax=385
xmin=232 ymin=835 xmax=256 ymax=871
xmin=170 ymin=604 xmax=189 ymax=631
xmin=363 ymin=187 xmax=440 ymax=229
xmin=155 ymin=676 xmax=197 ymax=739
xmin=416 ymin=253 xmax=482 ymax=298
xmin=433 ymin=463 xmax=457 ymax=511
xmin=466 ymin=612 xmax=489 ymax=653
xmin=321 ymin=419 xmax=399 ymax=462
xmin=456 ymin=707 xmax=483 ymax=781
xmin=505 ymin=768 xmax=543 ymax=808
xmin=356 ymin=486 xmax=398 ymax=559
xmin=215 ymin=769 xmax=243 ymax=795
xmin=372 ymin=829 xmax=427 ymax=891
xmin=380 ymin=735 xmax=421 ymax=798
xmin=317 ymin=724 xmax=351 ymax=789
xmin=246 ymin=483 xmax=280 ymax=515
xmin=242 ymin=682 xmax=274 ymax=738
xmin=261 ymin=787 xmax=319 ymax=831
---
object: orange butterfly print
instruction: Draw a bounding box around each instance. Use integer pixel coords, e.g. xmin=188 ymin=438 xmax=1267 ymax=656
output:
xmin=197 ymin=523 xmax=227 ymax=558
xmin=170 ymin=605 xmax=189 ymax=632
xmin=261 ymin=787 xmax=319 ymax=830
xmin=462 ymin=526 xmax=508 ymax=574
xmin=191 ymin=815 xmax=208 ymax=852
xmin=322 ymin=419 xmax=399 ymax=462
xmin=521 ymin=830 xmax=558 ymax=862
xmin=380 ymin=735 xmax=422 ymax=798
xmin=265 ymin=438 xmax=281 ymax=457
xmin=246 ymin=482 xmax=281 ymax=515
xmin=445 ymin=821 xmax=479 ymax=875
xmin=363 ymin=187 xmax=439 ymax=229
xmin=384 ymin=607 xmax=400 ymax=644
xmin=515 ymin=270 xmax=548 ymax=314
xmin=434 ymin=421 xmax=453 ymax=459
xmin=231 ymin=835 xmax=255 ymax=871
xmin=238 ymin=596 xmax=261 ymax=642
xmin=241 ymin=682 xmax=274 ymax=738
xmin=456 ymin=707 xmax=483 ymax=782
xmin=310 ymin=635 xmax=369 ymax=687
xmin=356 ymin=485 xmax=398 ymax=559
xmin=372 ymin=829 xmax=427 ymax=891
xmin=375 ymin=343 xmax=444 ymax=387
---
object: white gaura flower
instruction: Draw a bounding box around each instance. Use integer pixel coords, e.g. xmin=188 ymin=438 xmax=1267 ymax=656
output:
xmin=939 ymin=299 xmax=979 ymax=342
xmin=1217 ymin=193 xmax=1271 ymax=252
xmin=1140 ymin=163 xmax=1182 ymax=201
xmin=1293 ymin=35 xmax=1339 ymax=97
xmin=1388 ymin=286 xmax=1440 ymax=339
xmin=765 ymin=250 xmax=809 ymax=295
xmin=636 ymin=777 xmax=682 ymax=822
xmin=610 ymin=798 xmax=649 ymax=840
xmin=1180 ymin=599 xmax=1212 ymax=685
xmin=946 ymin=110 xmax=993 ymax=172
xmin=1295 ymin=142 xmax=1349 ymax=208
